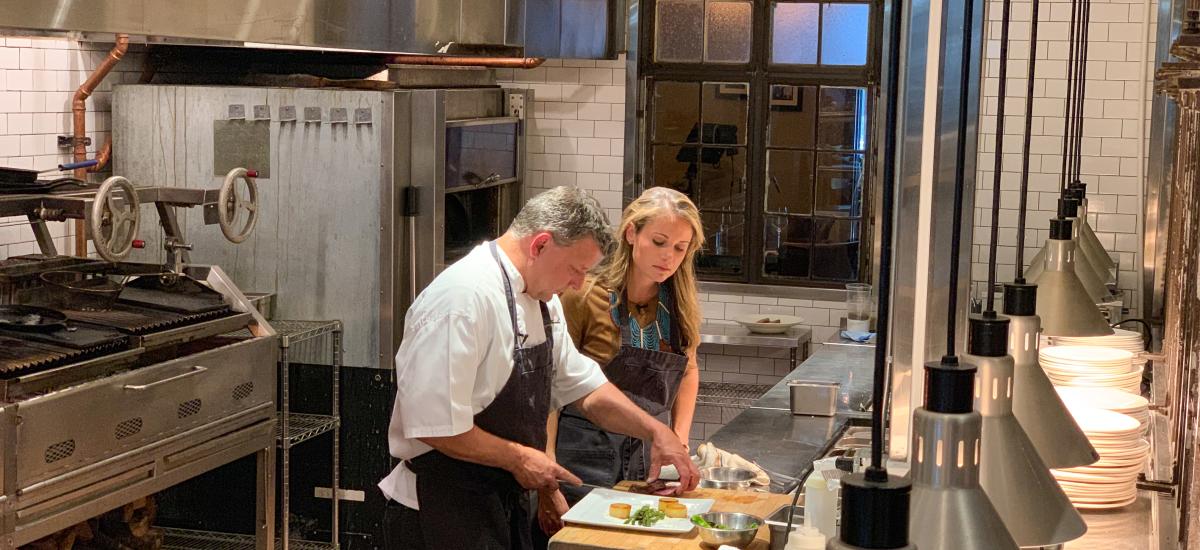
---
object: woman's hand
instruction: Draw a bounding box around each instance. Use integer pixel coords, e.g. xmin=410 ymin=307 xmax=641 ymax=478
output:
xmin=537 ymin=488 xmax=569 ymax=535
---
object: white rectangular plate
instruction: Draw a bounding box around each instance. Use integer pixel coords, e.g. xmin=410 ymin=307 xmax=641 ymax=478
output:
xmin=561 ymin=488 xmax=714 ymax=534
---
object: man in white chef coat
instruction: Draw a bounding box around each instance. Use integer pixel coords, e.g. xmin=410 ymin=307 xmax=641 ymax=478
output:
xmin=379 ymin=186 xmax=699 ymax=549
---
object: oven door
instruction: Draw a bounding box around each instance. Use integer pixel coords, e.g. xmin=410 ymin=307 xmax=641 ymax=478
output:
xmin=444 ymin=117 xmax=521 ymax=192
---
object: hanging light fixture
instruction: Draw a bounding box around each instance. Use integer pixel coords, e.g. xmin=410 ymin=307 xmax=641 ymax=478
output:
xmin=1068 ymin=183 xmax=1118 ymax=273
xmin=967 ymin=314 xmax=1089 ymax=546
xmin=1024 ymin=197 xmax=1111 ymax=300
xmin=967 ymin=0 xmax=1089 ymax=541
xmin=1002 ymin=0 xmax=1100 ymax=470
xmin=904 ymin=0 xmax=1018 ymax=544
xmin=825 ymin=0 xmax=913 ymax=544
xmin=1036 ymin=214 xmax=1114 ymax=337
xmin=1034 ymin=0 xmax=1113 ymax=338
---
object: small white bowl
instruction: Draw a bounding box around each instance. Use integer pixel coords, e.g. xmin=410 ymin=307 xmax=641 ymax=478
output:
xmin=732 ymin=314 xmax=804 ymax=334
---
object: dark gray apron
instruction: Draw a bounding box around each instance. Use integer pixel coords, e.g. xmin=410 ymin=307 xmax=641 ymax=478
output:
xmin=399 ymin=241 xmax=555 ymax=550
xmin=555 ymin=285 xmax=689 ymax=505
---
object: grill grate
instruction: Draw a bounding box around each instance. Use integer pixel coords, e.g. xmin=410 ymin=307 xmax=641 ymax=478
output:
xmin=66 ymin=304 xmax=232 ymax=335
xmin=0 ymin=336 xmax=73 ymax=373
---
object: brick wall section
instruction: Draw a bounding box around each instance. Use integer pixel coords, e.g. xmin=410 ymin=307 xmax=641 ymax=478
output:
xmin=973 ymin=0 xmax=1156 ymax=316
xmin=0 ymin=35 xmax=146 ymax=256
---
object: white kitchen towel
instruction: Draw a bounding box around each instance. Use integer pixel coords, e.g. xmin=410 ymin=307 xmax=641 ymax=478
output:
xmin=694 ymin=442 xmax=771 ymax=486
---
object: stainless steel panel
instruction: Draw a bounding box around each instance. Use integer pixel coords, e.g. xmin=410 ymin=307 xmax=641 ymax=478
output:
xmin=887 ymin=0 xmax=984 ymax=460
xmin=115 ymin=84 xmax=391 ymax=368
xmin=524 ymin=0 xmax=563 ymax=57
xmin=213 ymin=120 xmax=272 ymax=179
xmin=1144 ymin=0 xmax=1186 ymax=324
xmin=560 ymin=0 xmax=610 ymax=58
xmin=0 ymin=0 xmax=523 ymax=55
xmin=444 ymin=89 xmax=505 ymax=120
xmin=461 ymin=0 xmax=509 ymax=45
xmin=13 ymin=336 xmax=277 ymax=488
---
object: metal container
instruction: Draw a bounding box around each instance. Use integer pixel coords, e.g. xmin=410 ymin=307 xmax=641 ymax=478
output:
xmin=694 ymin=512 xmax=763 ymax=549
xmin=765 ymin=504 xmax=805 ymax=550
xmin=699 ymin=466 xmax=757 ymax=490
xmin=788 ymin=380 xmax=839 ymax=416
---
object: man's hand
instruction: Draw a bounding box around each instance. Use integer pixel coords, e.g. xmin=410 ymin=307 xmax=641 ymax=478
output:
xmin=647 ymin=425 xmax=700 ymax=494
xmin=507 ymin=445 xmax=582 ymax=491
xmin=536 ymin=488 xmax=569 ymax=535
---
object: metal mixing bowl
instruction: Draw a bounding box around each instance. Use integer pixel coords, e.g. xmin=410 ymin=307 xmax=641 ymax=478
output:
xmin=699 ymin=466 xmax=757 ymax=490
xmin=694 ymin=511 xmax=763 ymax=548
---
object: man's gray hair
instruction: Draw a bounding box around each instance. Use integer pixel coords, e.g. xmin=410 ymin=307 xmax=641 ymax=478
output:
xmin=508 ymin=186 xmax=615 ymax=254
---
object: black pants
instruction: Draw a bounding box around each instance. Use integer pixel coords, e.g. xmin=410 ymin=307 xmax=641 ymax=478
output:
xmin=382 ymin=498 xmax=549 ymax=550
xmin=383 ymin=503 xmax=427 ymax=550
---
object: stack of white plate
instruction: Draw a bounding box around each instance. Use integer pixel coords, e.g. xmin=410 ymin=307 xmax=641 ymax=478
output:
xmin=1052 ymin=407 xmax=1148 ymax=510
xmin=1039 ymin=345 xmax=1140 ymax=394
xmin=1049 ymin=328 xmax=1146 ymax=370
xmin=1056 ymin=386 xmax=1151 ymax=434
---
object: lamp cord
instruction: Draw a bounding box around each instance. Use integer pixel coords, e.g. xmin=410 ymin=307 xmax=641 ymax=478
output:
xmin=865 ymin=0 xmax=907 ymax=481
xmin=1015 ymin=0 xmax=1042 ymax=278
xmin=986 ymin=0 xmax=1017 ymax=312
xmin=945 ymin=0 xmax=978 ymax=354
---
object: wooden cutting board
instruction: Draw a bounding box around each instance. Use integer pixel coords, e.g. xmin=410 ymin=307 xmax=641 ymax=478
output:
xmin=548 ymin=484 xmax=795 ymax=550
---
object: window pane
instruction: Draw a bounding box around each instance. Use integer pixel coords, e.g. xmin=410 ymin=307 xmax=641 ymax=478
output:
xmin=812 ymin=218 xmax=861 ymax=280
xmin=768 ymin=84 xmax=818 ymax=148
xmin=698 ymin=212 xmax=745 ymax=276
xmin=656 ymin=0 xmax=704 ymax=62
xmin=701 ymin=82 xmax=749 ymax=145
xmin=772 ymin=3 xmax=819 ymax=64
xmin=815 ymin=152 xmax=863 ymax=216
xmin=705 ymin=1 xmax=753 ymax=63
xmin=818 ymin=87 xmax=868 ymax=150
xmin=766 ymin=149 xmax=814 ymax=214
xmin=697 ymin=147 xmax=747 ymax=211
xmin=821 ymin=3 xmax=870 ymax=65
xmin=764 ymin=216 xmax=813 ymax=278
xmin=653 ymin=81 xmax=700 ymax=143
xmin=651 ymin=144 xmax=701 ymax=196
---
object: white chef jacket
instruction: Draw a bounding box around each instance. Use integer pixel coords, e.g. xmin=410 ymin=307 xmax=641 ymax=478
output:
xmin=378 ymin=242 xmax=609 ymax=509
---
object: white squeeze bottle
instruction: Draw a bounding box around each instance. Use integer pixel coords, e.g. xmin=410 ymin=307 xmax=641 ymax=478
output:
xmin=785 ymin=525 xmax=827 ymax=550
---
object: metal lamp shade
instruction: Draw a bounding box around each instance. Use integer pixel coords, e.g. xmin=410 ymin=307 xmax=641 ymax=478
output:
xmin=1076 ymin=204 xmax=1116 ymax=271
xmin=969 ymin=352 xmax=1088 ymax=547
xmin=1007 ymin=313 xmax=1099 ymax=469
xmin=1035 ymin=238 xmax=1114 ymax=337
xmin=1026 ymin=240 xmax=1110 ymax=302
xmin=909 ymin=407 xmax=1018 ymax=550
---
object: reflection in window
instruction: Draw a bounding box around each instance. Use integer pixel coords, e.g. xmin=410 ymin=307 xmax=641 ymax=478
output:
xmin=763 ymin=84 xmax=868 ymax=282
xmin=771 ymin=3 xmax=819 ymax=64
xmin=821 ymin=3 xmax=871 ymax=65
xmin=653 ymin=82 xmax=701 ymax=142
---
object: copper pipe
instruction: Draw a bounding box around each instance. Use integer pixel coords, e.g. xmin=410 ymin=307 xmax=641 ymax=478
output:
xmin=72 ymin=34 xmax=129 ymax=257
xmin=88 ymin=51 xmax=155 ymax=175
xmin=387 ymin=55 xmax=545 ymax=69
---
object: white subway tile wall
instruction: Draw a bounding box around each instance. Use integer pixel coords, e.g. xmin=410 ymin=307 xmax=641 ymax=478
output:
xmin=973 ymin=0 xmax=1155 ymax=316
xmin=0 ymin=35 xmax=146 ymax=256
xmin=496 ymin=58 xmax=628 ymax=220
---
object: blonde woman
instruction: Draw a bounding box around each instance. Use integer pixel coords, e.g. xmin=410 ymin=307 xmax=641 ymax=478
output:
xmin=536 ymin=187 xmax=704 ymax=536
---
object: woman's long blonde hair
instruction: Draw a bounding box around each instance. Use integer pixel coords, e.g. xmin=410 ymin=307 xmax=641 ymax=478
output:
xmin=593 ymin=187 xmax=705 ymax=351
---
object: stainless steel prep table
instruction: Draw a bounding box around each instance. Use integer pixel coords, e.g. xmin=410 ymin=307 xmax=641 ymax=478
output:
xmin=699 ymin=323 xmax=812 ymax=368
xmin=704 ymin=344 xmax=875 ymax=492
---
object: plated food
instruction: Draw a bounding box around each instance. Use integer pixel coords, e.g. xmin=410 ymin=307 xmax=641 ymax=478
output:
xmin=563 ymin=488 xmax=716 ymax=534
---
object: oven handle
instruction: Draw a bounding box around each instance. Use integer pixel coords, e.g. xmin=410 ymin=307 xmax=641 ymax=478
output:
xmin=122 ymin=366 xmax=208 ymax=391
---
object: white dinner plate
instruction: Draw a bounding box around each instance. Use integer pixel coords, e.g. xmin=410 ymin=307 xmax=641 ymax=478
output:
xmin=561 ymin=488 xmax=715 ymax=534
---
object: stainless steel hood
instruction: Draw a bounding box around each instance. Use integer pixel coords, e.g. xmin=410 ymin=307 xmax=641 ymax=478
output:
xmin=0 ymin=0 xmax=528 ymax=55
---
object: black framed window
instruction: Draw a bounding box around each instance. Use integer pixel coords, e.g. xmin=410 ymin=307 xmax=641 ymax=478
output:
xmin=640 ymin=0 xmax=880 ymax=286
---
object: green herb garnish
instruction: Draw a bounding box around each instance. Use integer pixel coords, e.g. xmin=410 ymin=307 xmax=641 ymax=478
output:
xmin=690 ymin=515 xmax=758 ymax=530
xmin=624 ymin=505 xmax=667 ymax=527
